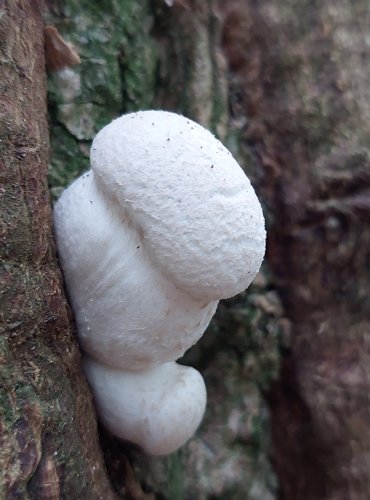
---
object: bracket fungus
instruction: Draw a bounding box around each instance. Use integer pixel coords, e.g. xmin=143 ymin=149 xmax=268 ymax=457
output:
xmin=54 ymin=110 xmax=265 ymax=455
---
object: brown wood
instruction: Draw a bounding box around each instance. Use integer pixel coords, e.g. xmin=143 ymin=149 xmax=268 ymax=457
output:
xmin=0 ymin=1 xmax=116 ymax=497
xmin=221 ymin=1 xmax=370 ymax=498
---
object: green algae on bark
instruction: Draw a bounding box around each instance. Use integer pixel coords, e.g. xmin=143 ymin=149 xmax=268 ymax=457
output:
xmin=46 ymin=0 xmax=157 ymax=200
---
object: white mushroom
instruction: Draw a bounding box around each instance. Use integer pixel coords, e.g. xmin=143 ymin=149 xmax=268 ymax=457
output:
xmin=53 ymin=110 xmax=265 ymax=455
xmin=83 ymin=358 xmax=206 ymax=456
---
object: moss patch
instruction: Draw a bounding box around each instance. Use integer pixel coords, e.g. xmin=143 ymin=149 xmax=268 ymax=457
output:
xmin=46 ymin=0 xmax=157 ymax=199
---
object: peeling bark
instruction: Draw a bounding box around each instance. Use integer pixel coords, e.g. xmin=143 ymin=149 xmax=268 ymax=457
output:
xmin=0 ymin=1 xmax=116 ymax=498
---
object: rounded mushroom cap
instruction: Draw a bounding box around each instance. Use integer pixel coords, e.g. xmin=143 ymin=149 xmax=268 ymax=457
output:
xmin=91 ymin=110 xmax=265 ymax=301
xmin=83 ymin=358 xmax=207 ymax=455
xmin=54 ymin=171 xmax=218 ymax=370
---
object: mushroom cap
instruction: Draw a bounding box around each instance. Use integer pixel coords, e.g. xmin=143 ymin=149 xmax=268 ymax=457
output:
xmin=54 ymin=171 xmax=218 ymax=370
xmin=83 ymin=358 xmax=207 ymax=455
xmin=91 ymin=110 xmax=265 ymax=302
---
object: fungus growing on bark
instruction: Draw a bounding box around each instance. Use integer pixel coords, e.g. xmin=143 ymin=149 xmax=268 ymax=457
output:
xmin=54 ymin=110 xmax=265 ymax=455
xmin=83 ymin=358 xmax=206 ymax=455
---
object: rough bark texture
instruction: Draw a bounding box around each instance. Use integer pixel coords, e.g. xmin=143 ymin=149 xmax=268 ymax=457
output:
xmin=221 ymin=1 xmax=370 ymax=498
xmin=1 ymin=3 xmax=284 ymax=496
xmin=45 ymin=0 xmax=280 ymax=498
xmin=3 ymin=0 xmax=369 ymax=498
xmin=0 ymin=1 xmax=116 ymax=498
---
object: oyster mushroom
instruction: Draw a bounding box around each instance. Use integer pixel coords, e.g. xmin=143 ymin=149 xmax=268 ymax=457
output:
xmin=54 ymin=110 xmax=265 ymax=455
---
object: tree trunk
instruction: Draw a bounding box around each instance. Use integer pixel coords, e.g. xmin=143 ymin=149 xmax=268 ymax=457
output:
xmin=2 ymin=0 xmax=370 ymax=498
xmin=221 ymin=1 xmax=370 ymax=498
xmin=0 ymin=1 xmax=115 ymax=498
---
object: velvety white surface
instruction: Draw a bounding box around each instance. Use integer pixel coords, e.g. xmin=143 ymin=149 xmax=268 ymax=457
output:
xmin=83 ymin=358 xmax=207 ymax=455
xmin=53 ymin=110 xmax=266 ymax=455
xmin=91 ymin=111 xmax=266 ymax=301
xmin=54 ymin=172 xmax=217 ymax=370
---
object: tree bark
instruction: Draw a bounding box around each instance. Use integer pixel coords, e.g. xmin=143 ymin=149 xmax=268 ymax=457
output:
xmin=2 ymin=0 xmax=370 ymax=498
xmin=0 ymin=1 xmax=115 ymax=498
xmin=221 ymin=1 xmax=370 ymax=498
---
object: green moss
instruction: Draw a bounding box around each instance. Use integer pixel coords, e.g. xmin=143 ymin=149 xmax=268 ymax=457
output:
xmin=164 ymin=453 xmax=184 ymax=500
xmin=196 ymin=281 xmax=284 ymax=393
xmin=46 ymin=0 xmax=157 ymax=198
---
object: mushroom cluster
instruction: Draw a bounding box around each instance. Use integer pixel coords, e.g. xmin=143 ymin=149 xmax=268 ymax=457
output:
xmin=54 ymin=110 xmax=265 ymax=455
